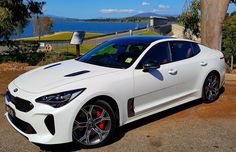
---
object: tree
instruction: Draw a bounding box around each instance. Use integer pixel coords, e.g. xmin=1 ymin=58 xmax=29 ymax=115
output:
xmin=200 ymin=0 xmax=235 ymax=50
xmin=178 ymin=0 xmax=200 ymax=40
xmin=30 ymin=1 xmax=46 ymax=40
xmin=0 ymin=0 xmax=45 ymax=40
xmin=200 ymin=0 xmax=230 ymax=50
xmin=222 ymin=12 xmax=236 ymax=63
xmin=33 ymin=16 xmax=53 ymax=39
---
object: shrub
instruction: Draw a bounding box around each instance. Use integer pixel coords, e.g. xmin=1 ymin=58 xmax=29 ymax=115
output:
xmin=222 ymin=12 xmax=236 ymax=64
xmin=0 ymin=52 xmax=45 ymax=65
xmin=0 ymin=41 xmax=45 ymax=65
xmin=37 ymin=52 xmax=76 ymax=66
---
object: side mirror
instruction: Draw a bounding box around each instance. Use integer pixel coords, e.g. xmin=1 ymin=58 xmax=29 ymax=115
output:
xmin=143 ymin=62 xmax=160 ymax=72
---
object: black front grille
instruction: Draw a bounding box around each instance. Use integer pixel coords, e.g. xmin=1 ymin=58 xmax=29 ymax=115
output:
xmin=8 ymin=114 xmax=36 ymax=134
xmin=6 ymin=91 xmax=34 ymax=112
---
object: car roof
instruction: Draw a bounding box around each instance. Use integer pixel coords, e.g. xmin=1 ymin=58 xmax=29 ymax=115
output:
xmin=111 ymin=36 xmax=174 ymax=44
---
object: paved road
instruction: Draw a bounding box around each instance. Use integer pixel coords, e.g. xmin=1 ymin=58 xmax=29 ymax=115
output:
xmin=0 ymin=63 xmax=236 ymax=152
xmin=0 ymin=28 xmax=148 ymax=52
xmin=171 ymin=24 xmax=201 ymax=42
xmin=47 ymin=28 xmax=148 ymax=48
xmin=83 ymin=28 xmax=147 ymax=44
xmin=171 ymin=24 xmax=184 ymax=38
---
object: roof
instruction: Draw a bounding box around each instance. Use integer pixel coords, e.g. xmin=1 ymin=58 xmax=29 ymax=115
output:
xmin=111 ymin=36 xmax=174 ymax=44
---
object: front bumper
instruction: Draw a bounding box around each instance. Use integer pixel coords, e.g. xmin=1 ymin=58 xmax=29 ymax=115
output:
xmin=5 ymin=84 xmax=84 ymax=145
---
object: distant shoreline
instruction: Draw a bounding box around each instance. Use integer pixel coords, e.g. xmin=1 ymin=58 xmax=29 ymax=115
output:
xmin=13 ymin=21 xmax=149 ymax=39
xmin=32 ymin=13 xmax=177 ymax=23
xmin=31 ymin=17 xmax=149 ymax=23
xmin=17 ymin=32 xmax=102 ymax=41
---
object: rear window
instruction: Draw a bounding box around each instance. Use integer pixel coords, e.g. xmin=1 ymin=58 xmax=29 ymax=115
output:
xmin=191 ymin=43 xmax=201 ymax=55
xmin=170 ymin=41 xmax=193 ymax=62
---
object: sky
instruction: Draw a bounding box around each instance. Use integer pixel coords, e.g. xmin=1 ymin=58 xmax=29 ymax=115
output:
xmin=43 ymin=0 xmax=236 ymax=19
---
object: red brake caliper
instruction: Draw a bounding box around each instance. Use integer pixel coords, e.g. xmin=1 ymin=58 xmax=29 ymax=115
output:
xmin=96 ymin=110 xmax=105 ymax=130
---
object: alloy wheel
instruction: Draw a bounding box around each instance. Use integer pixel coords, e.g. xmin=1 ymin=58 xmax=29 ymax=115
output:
xmin=204 ymin=73 xmax=220 ymax=101
xmin=73 ymin=105 xmax=111 ymax=146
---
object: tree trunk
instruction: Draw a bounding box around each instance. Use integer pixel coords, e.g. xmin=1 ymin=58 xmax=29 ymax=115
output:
xmin=231 ymin=55 xmax=234 ymax=71
xmin=200 ymin=0 xmax=230 ymax=50
xmin=36 ymin=15 xmax=41 ymax=41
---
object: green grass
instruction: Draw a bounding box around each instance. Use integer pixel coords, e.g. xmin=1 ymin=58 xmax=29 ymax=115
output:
xmin=18 ymin=32 xmax=102 ymax=41
xmin=53 ymin=44 xmax=97 ymax=55
xmin=138 ymin=31 xmax=160 ymax=36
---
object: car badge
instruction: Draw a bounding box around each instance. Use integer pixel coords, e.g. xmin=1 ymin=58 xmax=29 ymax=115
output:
xmin=13 ymin=88 xmax=18 ymax=92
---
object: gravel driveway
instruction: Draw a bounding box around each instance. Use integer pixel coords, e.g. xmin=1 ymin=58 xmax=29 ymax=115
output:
xmin=0 ymin=63 xmax=236 ymax=152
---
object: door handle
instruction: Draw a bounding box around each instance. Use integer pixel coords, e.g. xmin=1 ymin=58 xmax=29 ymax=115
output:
xmin=200 ymin=61 xmax=208 ymax=66
xmin=168 ymin=69 xmax=178 ymax=75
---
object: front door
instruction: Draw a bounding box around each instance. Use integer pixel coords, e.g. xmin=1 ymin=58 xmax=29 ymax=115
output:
xmin=133 ymin=41 xmax=200 ymax=116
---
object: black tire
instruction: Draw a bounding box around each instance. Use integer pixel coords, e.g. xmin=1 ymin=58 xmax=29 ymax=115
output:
xmin=72 ymin=100 xmax=117 ymax=148
xmin=202 ymin=72 xmax=220 ymax=103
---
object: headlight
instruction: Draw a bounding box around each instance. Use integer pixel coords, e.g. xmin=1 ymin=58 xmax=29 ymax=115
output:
xmin=35 ymin=89 xmax=85 ymax=108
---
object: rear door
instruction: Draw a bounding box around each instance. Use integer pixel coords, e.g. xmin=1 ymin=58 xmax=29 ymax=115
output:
xmin=169 ymin=41 xmax=202 ymax=93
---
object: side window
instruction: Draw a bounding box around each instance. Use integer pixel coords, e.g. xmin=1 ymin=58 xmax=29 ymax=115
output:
xmin=136 ymin=42 xmax=171 ymax=69
xmin=191 ymin=43 xmax=201 ymax=55
xmin=170 ymin=41 xmax=193 ymax=62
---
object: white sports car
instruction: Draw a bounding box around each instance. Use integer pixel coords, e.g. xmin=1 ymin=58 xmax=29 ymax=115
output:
xmin=5 ymin=36 xmax=225 ymax=148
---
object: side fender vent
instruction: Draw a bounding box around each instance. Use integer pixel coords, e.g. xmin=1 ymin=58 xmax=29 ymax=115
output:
xmin=128 ymin=98 xmax=135 ymax=117
xmin=64 ymin=70 xmax=90 ymax=77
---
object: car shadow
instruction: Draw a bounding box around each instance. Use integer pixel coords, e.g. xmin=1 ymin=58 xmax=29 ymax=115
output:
xmin=37 ymin=87 xmax=225 ymax=152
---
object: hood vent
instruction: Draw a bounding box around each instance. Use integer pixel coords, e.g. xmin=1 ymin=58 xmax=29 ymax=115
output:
xmin=44 ymin=63 xmax=61 ymax=69
xmin=64 ymin=70 xmax=90 ymax=77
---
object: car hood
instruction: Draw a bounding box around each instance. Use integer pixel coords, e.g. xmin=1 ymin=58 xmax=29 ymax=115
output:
xmin=13 ymin=60 xmax=121 ymax=93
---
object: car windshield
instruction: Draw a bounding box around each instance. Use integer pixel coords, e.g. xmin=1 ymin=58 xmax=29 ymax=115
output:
xmin=78 ymin=39 xmax=150 ymax=69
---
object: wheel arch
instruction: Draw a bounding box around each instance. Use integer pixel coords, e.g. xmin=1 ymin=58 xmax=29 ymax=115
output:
xmin=206 ymin=70 xmax=221 ymax=80
xmin=201 ymin=70 xmax=221 ymax=98
xmin=202 ymin=70 xmax=220 ymax=86
xmin=86 ymin=95 xmax=120 ymax=127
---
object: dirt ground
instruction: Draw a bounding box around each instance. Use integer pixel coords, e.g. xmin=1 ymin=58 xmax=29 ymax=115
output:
xmin=0 ymin=63 xmax=236 ymax=152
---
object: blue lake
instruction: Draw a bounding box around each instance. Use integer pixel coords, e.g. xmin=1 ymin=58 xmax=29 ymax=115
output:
xmin=15 ymin=21 xmax=149 ymax=38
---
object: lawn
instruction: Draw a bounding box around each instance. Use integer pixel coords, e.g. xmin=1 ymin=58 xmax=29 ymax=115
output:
xmin=15 ymin=30 xmax=161 ymax=64
xmin=138 ymin=31 xmax=160 ymax=36
xmin=18 ymin=32 xmax=102 ymax=41
xmin=52 ymin=31 xmax=160 ymax=55
xmin=53 ymin=44 xmax=97 ymax=55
